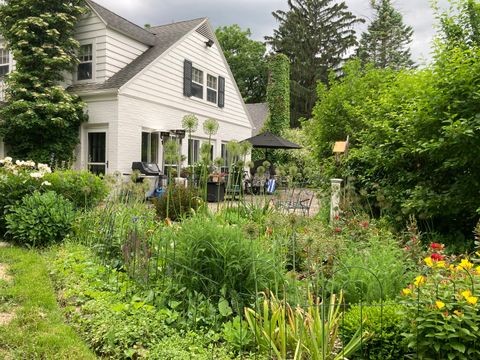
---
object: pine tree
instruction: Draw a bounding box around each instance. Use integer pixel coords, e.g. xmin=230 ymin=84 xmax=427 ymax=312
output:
xmin=266 ymin=0 xmax=363 ymax=126
xmin=357 ymin=0 xmax=414 ymax=69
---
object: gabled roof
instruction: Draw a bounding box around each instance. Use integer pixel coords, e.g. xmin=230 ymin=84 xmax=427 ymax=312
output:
xmin=245 ymin=103 xmax=269 ymax=135
xmin=86 ymin=0 xmax=156 ymax=46
xmin=69 ymin=15 xmax=205 ymax=92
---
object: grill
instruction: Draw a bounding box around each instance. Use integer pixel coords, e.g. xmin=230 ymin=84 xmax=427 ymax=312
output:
xmin=131 ymin=162 xmax=162 ymax=176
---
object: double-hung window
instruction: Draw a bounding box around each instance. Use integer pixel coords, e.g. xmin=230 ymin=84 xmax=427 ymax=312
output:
xmin=77 ymin=44 xmax=93 ymax=81
xmin=191 ymin=67 xmax=203 ymax=99
xmin=141 ymin=132 xmax=159 ymax=163
xmin=207 ymin=75 xmax=217 ymax=104
xmin=0 ymin=48 xmax=9 ymax=78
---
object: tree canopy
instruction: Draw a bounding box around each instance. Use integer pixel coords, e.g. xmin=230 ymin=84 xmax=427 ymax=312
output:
xmin=357 ymin=0 xmax=414 ymax=69
xmin=215 ymin=24 xmax=267 ymax=104
xmin=266 ymin=0 xmax=363 ymax=125
xmin=0 ymin=0 xmax=88 ymax=163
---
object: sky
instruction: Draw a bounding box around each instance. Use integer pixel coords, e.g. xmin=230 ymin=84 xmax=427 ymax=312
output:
xmin=94 ymin=0 xmax=451 ymax=65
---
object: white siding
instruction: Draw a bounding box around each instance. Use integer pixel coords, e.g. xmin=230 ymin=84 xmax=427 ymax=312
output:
xmin=105 ymin=29 xmax=148 ymax=80
xmin=74 ymin=97 xmax=119 ymax=173
xmin=73 ymin=10 xmax=108 ymax=83
xmin=116 ymin=95 xmax=252 ymax=174
xmin=120 ymin=29 xmax=252 ymax=132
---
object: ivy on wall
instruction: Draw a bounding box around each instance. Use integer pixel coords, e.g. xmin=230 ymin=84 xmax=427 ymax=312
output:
xmin=265 ymin=54 xmax=290 ymax=135
xmin=0 ymin=0 xmax=88 ymax=163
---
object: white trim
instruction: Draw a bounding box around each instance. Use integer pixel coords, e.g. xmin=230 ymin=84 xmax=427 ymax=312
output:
xmin=84 ymin=126 xmax=108 ymax=174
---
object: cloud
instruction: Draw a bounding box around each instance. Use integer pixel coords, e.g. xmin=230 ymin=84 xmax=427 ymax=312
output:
xmin=94 ymin=0 xmax=450 ymax=63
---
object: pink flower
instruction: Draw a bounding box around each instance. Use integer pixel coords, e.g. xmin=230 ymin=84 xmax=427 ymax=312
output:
xmin=431 ymin=253 xmax=445 ymax=261
xmin=404 ymin=246 xmax=411 ymax=251
xmin=430 ymin=243 xmax=443 ymax=250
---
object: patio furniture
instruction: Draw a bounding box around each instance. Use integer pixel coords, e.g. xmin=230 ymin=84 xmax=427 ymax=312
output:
xmin=272 ymin=188 xmax=315 ymax=216
xmin=206 ymin=181 xmax=225 ymax=202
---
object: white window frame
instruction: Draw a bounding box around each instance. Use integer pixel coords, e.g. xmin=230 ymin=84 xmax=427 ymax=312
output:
xmin=206 ymin=74 xmax=217 ymax=104
xmin=0 ymin=48 xmax=10 ymax=78
xmin=191 ymin=66 xmax=204 ymax=99
xmin=75 ymin=41 xmax=95 ymax=82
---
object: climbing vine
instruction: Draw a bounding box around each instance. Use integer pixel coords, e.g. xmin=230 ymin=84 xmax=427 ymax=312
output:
xmin=265 ymin=54 xmax=290 ymax=135
xmin=0 ymin=0 xmax=88 ymax=163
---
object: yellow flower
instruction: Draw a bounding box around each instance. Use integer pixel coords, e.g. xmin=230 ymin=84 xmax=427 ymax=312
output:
xmin=449 ymin=264 xmax=456 ymax=271
xmin=454 ymin=310 xmax=464 ymax=317
xmin=435 ymin=261 xmax=446 ymax=268
xmin=414 ymin=275 xmax=426 ymax=286
xmin=461 ymin=290 xmax=472 ymax=299
xmin=476 ymin=266 xmax=480 ymax=274
xmin=435 ymin=300 xmax=445 ymax=309
xmin=467 ymin=296 xmax=478 ymax=305
xmin=402 ymin=288 xmax=412 ymax=296
xmin=424 ymin=257 xmax=433 ymax=267
xmin=457 ymin=258 xmax=474 ymax=271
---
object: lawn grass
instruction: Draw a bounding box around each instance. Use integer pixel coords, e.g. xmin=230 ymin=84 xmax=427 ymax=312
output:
xmin=0 ymin=245 xmax=96 ymax=360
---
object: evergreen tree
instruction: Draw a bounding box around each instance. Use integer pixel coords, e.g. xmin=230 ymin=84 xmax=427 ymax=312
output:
xmin=0 ymin=0 xmax=88 ymax=163
xmin=266 ymin=0 xmax=363 ymax=126
xmin=357 ymin=0 xmax=414 ymax=69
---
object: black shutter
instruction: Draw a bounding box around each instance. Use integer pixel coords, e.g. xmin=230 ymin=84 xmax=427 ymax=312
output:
xmin=183 ymin=59 xmax=192 ymax=97
xmin=218 ymin=76 xmax=225 ymax=108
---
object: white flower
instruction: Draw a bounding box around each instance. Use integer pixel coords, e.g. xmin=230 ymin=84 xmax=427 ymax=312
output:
xmin=30 ymin=172 xmax=43 ymax=179
xmin=37 ymin=163 xmax=52 ymax=173
xmin=41 ymin=181 xmax=51 ymax=186
xmin=0 ymin=156 xmax=12 ymax=164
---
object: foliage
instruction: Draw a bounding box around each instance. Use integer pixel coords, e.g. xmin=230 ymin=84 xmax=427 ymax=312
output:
xmin=244 ymin=290 xmax=370 ymax=359
xmin=266 ymin=0 xmax=363 ymax=123
xmin=400 ymin=245 xmax=480 ymax=359
xmin=222 ymin=316 xmax=256 ymax=353
xmin=357 ymin=0 xmax=414 ymax=69
xmin=342 ymin=301 xmax=406 ymax=360
xmin=330 ymin=213 xmax=411 ymax=304
xmin=161 ymin=216 xmax=283 ymax=306
xmin=153 ymin=185 xmax=201 ymax=221
xmin=5 ymin=191 xmax=75 ymax=247
xmin=0 ymin=246 xmax=95 ymax=359
xmin=44 ymin=169 xmax=108 ymax=209
xmin=0 ymin=0 xmax=88 ymax=163
xmin=265 ymin=54 xmax=290 ymax=132
xmin=72 ymin=200 xmax=159 ymax=263
xmin=308 ymin=1 xmax=480 ymax=238
xmin=215 ymin=24 xmax=268 ymax=103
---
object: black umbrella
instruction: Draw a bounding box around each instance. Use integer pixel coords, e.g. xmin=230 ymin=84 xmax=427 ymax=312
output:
xmin=242 ymin=131 xmax=302 ymax=149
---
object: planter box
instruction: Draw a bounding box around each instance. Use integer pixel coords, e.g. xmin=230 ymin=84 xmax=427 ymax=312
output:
xmin=207 ymin=182 xmax=225 ymax=202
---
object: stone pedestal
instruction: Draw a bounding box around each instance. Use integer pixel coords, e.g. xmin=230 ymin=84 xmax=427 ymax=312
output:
xmin=330 ymin=178 xmax=343 ymax=222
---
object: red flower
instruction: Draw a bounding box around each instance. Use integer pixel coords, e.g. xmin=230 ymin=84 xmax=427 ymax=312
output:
xmin=361 ymin=221 xmax=369 ymax=228
xmin=334 ymin=227 xmax=342 ymax=233
xmin=404 ymin=246 xmax=411 ymax=251
xmin=430 ymin=243 xmax=443 ymax=250
xmin=334 ymin=215 xmax=340 ymax=220
xmin=431 ymin=253 xmax=445 ymax=261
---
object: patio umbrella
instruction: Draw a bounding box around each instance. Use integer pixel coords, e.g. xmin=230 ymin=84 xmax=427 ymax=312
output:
xmin=242 ymin=131 xmax=302 ymax=149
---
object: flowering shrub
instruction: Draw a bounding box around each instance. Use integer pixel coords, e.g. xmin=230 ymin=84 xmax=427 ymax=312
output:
xmin=0 ymin=157 xmax=107 ymax=235
xmin=400 ymin=243 xmax=480 ymax=359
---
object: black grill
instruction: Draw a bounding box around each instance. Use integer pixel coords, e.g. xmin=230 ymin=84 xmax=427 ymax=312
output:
xmin=132 ymin=162 xmax=162 ymax=176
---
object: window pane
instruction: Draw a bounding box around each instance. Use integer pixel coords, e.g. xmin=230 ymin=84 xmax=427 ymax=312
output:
xmin=88 ymin=132 xmax=106 ymax=163
xmin=77 ymin=62 xmax=92 ymax=80
xmin=192 ymin=67 xmax=203 ymax=84
xmin=0 ymin=65 xmax=8 ymax=77
xmin=0 ymin=49 xmax=8 ymax=65
xmin=150 ymin=133 xmax=159 ymax=163
xmin=207 ymin=74 xmax=217 ymax=89
xmin=141 ymin=132 xmax=149 ymax=163
xmin=207 ymin=89 xmax=217 ymax=103
xmin=79 ymin=44 xmax=93 ymax=62
xmin=191 ymin=83 xmax=203 ymax=99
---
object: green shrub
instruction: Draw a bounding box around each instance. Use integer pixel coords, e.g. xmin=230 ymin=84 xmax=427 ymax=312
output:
xmin=5 ymin=191 xmax=75 ymax=246
xmin=331 ymin=217 xmax=411 ymax=304
xmin=342 ymin=301 xmax=407 ymax=360
xmin=44 ymin=170 xmax=108 ymax=209
xmin=162 ymin=216 xmax=283 ymax=306
xmin=153 ymin=185 xmax=201 ymax=221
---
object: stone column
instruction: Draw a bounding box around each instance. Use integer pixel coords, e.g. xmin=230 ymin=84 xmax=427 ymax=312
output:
xmin=330 ymin=178 xmax=343 ymax=222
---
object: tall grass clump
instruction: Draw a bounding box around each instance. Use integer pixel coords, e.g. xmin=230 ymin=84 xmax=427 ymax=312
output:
xmin=162 ymin=216 xmax=284 ymax=306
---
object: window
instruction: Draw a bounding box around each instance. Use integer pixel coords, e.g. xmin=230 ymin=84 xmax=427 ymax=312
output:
xmin=188 ymin=139 xmax=200 ymax=165
xmin=221 ymin=143 xmax=229 ymax=173
xmin=191 ymin=67 xmax=203 ymax=99
xmin=0 ymin=48 xmax=9 ymax=78
xmin=141 ymin=132 xmax=159 ymax=163
xmin=77 ymin=44 xmax=93 ymax=81
xmin=207 ymin=74 xmax=217 ymax=103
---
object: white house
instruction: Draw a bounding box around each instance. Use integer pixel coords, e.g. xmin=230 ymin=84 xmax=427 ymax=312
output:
xmin=0 ymin=0 xmax=253 ymax=175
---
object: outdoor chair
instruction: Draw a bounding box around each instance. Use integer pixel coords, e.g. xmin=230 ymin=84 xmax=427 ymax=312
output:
xmin=272 ymin=188 xmax=314 ymax=216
